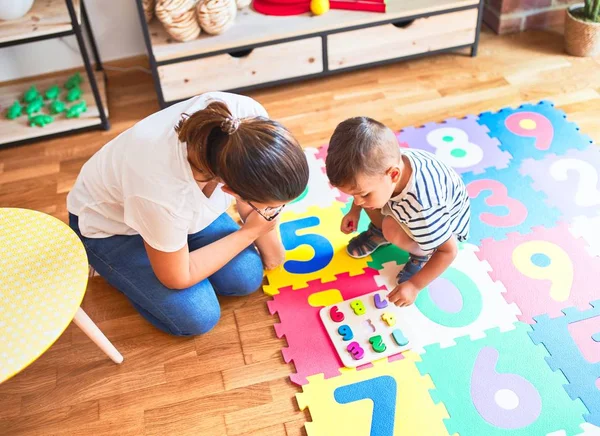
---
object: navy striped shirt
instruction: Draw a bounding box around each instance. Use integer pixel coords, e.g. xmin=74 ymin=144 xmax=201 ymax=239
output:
xmin=385 ymin=149 xmax=470 ymax=251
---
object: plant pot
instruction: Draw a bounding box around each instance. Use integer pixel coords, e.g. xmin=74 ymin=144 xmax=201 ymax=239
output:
xmin=0 ymin=0 xmax=35 ymax=20
xmin=565 ymin=3 xmax=600 ymax=57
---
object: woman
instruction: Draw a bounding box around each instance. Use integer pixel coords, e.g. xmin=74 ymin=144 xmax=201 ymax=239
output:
xmin=67 ymin=92 xmax=309 ymax=336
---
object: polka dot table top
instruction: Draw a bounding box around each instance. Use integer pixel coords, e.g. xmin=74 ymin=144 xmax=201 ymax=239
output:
xmin=0 ymin=208 xmax=89 ymax=382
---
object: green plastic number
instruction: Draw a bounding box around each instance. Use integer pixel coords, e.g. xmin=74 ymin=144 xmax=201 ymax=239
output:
xmin=369 ymin=335 xmax=387 ymax=353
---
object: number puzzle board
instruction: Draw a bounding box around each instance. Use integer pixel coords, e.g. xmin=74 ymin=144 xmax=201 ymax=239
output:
xmin=319 ymin=290 xmax=414 ymax=368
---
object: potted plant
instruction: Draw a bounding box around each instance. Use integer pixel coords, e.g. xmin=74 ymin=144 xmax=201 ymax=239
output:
xmin=565 ymin=1 xmax=600 ymax=57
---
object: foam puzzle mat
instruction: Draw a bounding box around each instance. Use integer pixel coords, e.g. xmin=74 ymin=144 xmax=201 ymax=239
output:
xmin=263 ymin=101 xmax=600 ymax=435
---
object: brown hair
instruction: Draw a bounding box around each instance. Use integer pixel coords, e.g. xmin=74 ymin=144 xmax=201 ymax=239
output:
xmin=325 ymin=116 xmax=400 ymax=188
xmin=175 ymin=100 xmax=308 ymax=203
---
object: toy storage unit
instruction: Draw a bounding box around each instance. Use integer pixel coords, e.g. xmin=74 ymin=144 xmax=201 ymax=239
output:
xmin=136 ymin=0 xmax=484 ymax=108
xmin=0 ymin=0 xmax=109 ymax=149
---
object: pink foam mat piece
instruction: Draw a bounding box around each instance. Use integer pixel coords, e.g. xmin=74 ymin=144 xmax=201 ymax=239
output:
xmin=477 ymin=222 xmax=600 ymax=323
xmin=568 ymin=316 xmax=600 ymax=364
xmin=267 ymin=268 xmax=391 ymax=385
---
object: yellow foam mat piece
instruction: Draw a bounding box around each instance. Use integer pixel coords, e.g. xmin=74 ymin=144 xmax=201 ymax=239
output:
xmin=264 ymin=203 xmax=370 ymax=295
xmin=296 ymin=353 xmax=451 ymax=436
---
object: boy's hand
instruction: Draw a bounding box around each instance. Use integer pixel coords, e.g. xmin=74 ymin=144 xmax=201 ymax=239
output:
xmin=341 ymin=210 xmax=360 ymax=234
xmin=388 ymin=281 xmax=420 ymax=307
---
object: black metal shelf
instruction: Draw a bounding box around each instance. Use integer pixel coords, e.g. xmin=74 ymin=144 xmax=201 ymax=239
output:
xmin=0 ymin=0 xmax=110 ymax=149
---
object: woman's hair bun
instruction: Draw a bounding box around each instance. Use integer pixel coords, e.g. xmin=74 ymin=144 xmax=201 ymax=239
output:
xmin=221 ymin=117 xmax=240 ymax=135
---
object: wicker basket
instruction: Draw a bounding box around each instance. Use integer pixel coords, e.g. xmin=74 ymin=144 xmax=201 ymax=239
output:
xmin=142 ymin=0 xmax=155 ymax=22
xmin=197 ymin=0 xmax=237 ymax=35
xmin=156 ymin=0 xmax=201 ymax=42
xmin=565 ymin=4 xmax=600 ymax=57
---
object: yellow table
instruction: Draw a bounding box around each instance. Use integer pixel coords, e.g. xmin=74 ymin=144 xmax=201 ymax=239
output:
xmin=0 ymin=208 xmax=122 ymax=383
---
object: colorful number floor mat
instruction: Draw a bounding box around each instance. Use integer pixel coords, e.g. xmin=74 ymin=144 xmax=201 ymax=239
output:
xmin=264 ymin=101 xmax=600 ymax=436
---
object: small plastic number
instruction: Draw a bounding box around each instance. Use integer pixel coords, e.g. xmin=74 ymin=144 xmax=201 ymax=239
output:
xmin=350 ymin=300 xmax=366 ymax=316
xmin=369 ymin=335 xmax=387 ymax=353
xmin=374 ymin=293 xmax=388 ymax=309
xmin=347 ymin=341 xmax=365 ymax=360
xmin=392 ymin=329 xmax=409 ymax=347
xmin=330 ymin=305 xmax=345 ymax=322
xmin=381 ymin=312 xmax=396 ymax=327
xmin=338 ymin=325 xmax=354 ymax=341
xmin=362 ymin=319 xmax=376 ymax=334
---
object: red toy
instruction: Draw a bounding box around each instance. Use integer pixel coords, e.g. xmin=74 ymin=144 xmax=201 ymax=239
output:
xmin=253 ymin=0 xmax=385 ymax=16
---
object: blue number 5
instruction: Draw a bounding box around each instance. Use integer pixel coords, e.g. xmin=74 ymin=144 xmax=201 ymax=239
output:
xmin=281 ymin=216 xmax=334 ymax=274
xmin=334 ymin=376 xmax=396 ymax=436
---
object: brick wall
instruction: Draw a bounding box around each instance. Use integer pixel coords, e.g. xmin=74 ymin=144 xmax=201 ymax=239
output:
xmin=484 ymin=0 xmax=582 ymax=34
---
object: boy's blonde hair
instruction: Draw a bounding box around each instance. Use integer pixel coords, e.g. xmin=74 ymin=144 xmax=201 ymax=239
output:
xmin=325 ymin=117 xmax=400 ymax=188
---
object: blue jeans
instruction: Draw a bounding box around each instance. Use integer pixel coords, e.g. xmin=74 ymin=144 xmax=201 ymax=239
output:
xmin=69 ymin=213 xmax=264 ymax=336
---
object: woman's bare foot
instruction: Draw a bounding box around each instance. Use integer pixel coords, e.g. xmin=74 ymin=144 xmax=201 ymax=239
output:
xmin=261 ymin=252 xmax=285 ymax=270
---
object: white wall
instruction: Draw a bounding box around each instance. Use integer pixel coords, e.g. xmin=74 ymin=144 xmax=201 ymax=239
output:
xmin=0 ymin=0 xmax=147 ymax=82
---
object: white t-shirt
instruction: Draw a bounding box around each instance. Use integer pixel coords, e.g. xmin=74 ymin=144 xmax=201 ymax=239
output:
xmin=67 ymin=92 xmax=268 ymax=252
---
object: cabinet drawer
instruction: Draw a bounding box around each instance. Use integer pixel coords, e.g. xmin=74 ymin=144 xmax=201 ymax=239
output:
xmin=158 ymin=37 xmax=323 ymax=102
xmin=327 ymin=9 xmax=479 ymax=71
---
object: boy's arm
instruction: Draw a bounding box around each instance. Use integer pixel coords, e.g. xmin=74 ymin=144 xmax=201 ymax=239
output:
xmin=349 ymin=201 xmax=362 ymax=214
xmin=410 ymin=235 xmax=458 ymax=290
xmin=341 ymin=200 xmax=364 ymax=233
xmin=388 ymin=235 xmax=458 ymax=306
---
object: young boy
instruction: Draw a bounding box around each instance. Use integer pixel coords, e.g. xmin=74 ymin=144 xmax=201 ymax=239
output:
xmin=325 ymin=117 xmax=470 ymax=307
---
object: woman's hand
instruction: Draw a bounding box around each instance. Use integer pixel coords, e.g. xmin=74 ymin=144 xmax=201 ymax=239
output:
xmin=242 ymin=210 xmax=278 ymax=240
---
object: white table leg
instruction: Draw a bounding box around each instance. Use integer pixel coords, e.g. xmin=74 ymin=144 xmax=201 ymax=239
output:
xmin=73 ymin=307 xmax=124 ymax=364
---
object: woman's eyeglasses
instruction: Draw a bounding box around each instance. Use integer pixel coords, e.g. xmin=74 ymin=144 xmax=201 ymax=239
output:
xmin=246 ymin=201 xmax=285 ymax=221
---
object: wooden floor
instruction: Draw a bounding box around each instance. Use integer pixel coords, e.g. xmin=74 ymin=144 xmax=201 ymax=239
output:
xmin=1 ymin=28 xmax=599 ymax=435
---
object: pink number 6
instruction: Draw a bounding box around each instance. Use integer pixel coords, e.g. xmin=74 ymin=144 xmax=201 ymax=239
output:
xmin=330 ymin=305 xmax=345 ymax=322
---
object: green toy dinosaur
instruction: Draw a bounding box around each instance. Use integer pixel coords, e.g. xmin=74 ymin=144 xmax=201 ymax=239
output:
xmin=23 ymin=86 xmax=40 ymax=103
xmin=64 ymin=72 xmax=83 ymax=90
xmin=66 ymin=101 xmax=87 ymax=118
xmin=45 ymin=85 xmax=61 ymax=100
xmin=49 ymin=100 xmax=66 ymax=114
xmin=26 ymin=97 xmax=44 ymax=115
xmin=66 ymin=86 xmax=82 ymax=102
xmin=29 ymin=114 xmax=54 ymax=127
xmin=6 ymin=101 xmax=22 ymax=120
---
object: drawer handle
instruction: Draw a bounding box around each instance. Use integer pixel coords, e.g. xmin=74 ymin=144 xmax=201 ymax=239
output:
xmin=228 ymin=48 xmax=254 ymax=58
xmin=392 ymin=19 xmax=415 ymax=29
